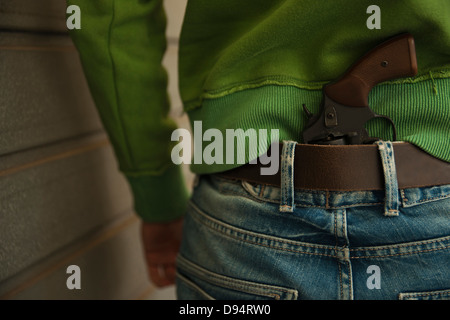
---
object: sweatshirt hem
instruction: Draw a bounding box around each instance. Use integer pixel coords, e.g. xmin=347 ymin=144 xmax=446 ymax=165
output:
xmin=186 ymin=77 xmax=450 ymax=175
xmin=183 ymin=68 xmax=450 ymax=112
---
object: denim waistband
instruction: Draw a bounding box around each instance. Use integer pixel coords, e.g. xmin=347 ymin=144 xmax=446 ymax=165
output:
xmin=280 ymin=141 xmax=399 ymax=216
xmin=209 ymin=140 xmax=450 ymax=212
xmin=278 ymin=140 xmax=401 ymax=216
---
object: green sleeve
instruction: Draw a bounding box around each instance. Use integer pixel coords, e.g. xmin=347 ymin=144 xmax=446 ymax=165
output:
xmin=67 ymin=0 xmax=189 ymax=222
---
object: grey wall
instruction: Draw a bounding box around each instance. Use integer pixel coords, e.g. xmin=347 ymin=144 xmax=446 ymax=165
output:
xmin=0 ymin=0 xmax=190 ymax=300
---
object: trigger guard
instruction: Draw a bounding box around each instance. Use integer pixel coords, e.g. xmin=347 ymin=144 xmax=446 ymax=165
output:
xmin=374 ymin=114 xmax=397 ymax=141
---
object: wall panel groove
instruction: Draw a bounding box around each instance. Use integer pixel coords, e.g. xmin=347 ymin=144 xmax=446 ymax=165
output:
xmin=0 ymin=1 xmax=151 ymax=299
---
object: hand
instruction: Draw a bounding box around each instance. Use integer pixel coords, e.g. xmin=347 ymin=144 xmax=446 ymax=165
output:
xmin=141 ymin=217 xmax=184 ymax=287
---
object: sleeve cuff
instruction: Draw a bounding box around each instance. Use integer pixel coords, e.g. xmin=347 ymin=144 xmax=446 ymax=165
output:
xmin=126 ymin=165 xmax=190 ymax=223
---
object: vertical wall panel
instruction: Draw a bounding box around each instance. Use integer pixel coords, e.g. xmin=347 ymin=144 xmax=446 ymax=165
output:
xmin=0 ymin=0 xmax=159 ymax=299
xmin=0 ymin=0 xmax=191 ymax=300
xmin=0 ymin=32 xmax=103 ymax=156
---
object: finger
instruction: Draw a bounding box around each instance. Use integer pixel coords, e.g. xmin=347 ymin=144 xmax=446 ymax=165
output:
xmin=148 ymin=265 xmax=165 ymax=287
xmin=164 ymin=264 xmax=176 ymax=283
xmin=148 ymin=264 xmax=175 ymax=287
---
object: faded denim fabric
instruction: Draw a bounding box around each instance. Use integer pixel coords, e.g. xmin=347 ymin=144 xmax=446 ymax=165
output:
xmin=176 ymin=141 xmax=450 ymax=300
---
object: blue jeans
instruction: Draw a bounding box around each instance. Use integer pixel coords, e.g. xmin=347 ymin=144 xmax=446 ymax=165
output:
xmin=176 ymin=141 xmax=450 ymax=300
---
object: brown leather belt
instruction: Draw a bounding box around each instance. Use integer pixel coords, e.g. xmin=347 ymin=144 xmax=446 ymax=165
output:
xmin=218 ymin=142 xmax=450 ymax=191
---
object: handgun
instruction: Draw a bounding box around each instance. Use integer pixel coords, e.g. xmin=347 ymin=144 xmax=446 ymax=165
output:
xmin=302 ymin=33 xmax=418 ymax=145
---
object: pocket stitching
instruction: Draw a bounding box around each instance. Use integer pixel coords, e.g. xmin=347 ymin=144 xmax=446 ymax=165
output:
xmin=403 ymin=193 xmax=450 ymax=207
xmin=177 ymin=255 xmax=298 ymax=300
xmin=188 ymin=199 xmax=450 ymax=259
xmin=176 ymin=272 xmax=215 ymax=300
xmin=401 ymin=185 xmax=450 ymax=208
xmin=399 ymin=289 xmax=450 ymax=300
xmin=187 ymin=199 xmax=337 ymax=257
xmin=216 ymin=180 xmax=272 ymax=204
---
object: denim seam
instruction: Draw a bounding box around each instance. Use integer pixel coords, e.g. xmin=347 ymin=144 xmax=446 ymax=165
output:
xmin=189 ymin=200 xmax=338 ymax=257
xmin=335 ymin=212 xmax=344 ymax=299
xmin=179 ymin=271 xmax=282 ymax=300
xmin=220 ymin=175 xmax=450 ymax=198
xmin=342 ymin=211 xmax=346 ymax=245
xmin=334 ymin=212 xmax=339 ymax=249
xmin=403 ymin=193 xmax=450 ymax=206
xmin=349 ymin=236 xmax=450 ymax=251
xmin=294 ymin=201 xmax=384 ymax=209
xmin=335 ymin=209 xmax=353 ymax=300
xmin=176 ymin=272 xmax=215 ymax=300
xmin=259 ymin=184 xmax=266 ymax=197
xmin=177 ymin=255 xmax=297 ymax=300
xmin=220 ymin=176 xmax=392 ymax=207
xmin=338 ymin=259 xmax=354 ymax=300
xmin=400 ymin=189 xmax=408 ymax=204
xmin=280 ymin=144 xmax=288 ymax=209
xmin=222 ymin=187 xmax=269 ymax=204
xmin=208 ymin=229 xmax=336 ymax=258
xmin=347 ymin=260 xmax=353 ymax=300
xmin=338 ymin=263 xmax=343 ymax=299
xmin=377 ymin=141 xmax=400 ymax=216
xmin=189 ymin=200 xmax=450 ymax=259
xmin=350 ymin=245 xmax=450 ymax=259
xmin=399 ymin=289 xmax=450 ymax=299
xmin=222 ymin=186 xmax=385 ymax=209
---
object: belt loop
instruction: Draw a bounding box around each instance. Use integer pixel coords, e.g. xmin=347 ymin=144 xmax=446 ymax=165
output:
xmin=279 ymin=140 xmax=297 ymax=213
xmin=375 ymin=140 xmax=399 ymax=217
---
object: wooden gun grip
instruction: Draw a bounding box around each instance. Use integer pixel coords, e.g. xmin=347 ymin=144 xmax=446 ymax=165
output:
xmin=324 ymin=33 xmax=418 ymax=107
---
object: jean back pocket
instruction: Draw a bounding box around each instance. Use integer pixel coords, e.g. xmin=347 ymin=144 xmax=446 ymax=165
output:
xmin=176 ymin=255 xmax=298 ymax=300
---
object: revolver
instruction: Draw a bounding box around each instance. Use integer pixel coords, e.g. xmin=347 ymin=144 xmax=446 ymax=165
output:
xmin=302 ymin=33 xmax=418 ymax=145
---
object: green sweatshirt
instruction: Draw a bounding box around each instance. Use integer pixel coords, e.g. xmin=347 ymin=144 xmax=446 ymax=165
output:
xmin=67 ymin=0 xmax=450 ymax=222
